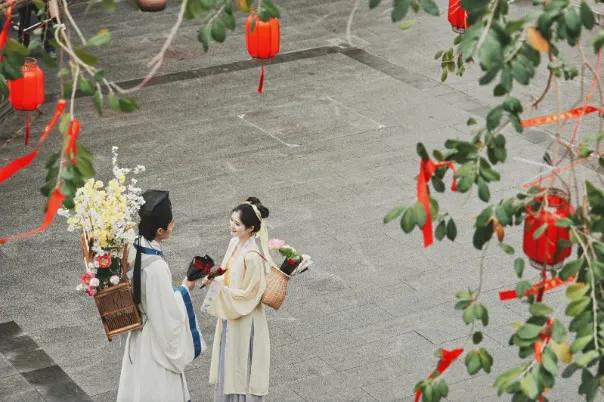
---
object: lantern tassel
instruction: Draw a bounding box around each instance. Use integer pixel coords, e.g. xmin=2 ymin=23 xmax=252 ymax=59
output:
xmin=25 ymin=113 xmax=30 ymax=145
xmin=257 ymin=64 xmax=265 ymax=93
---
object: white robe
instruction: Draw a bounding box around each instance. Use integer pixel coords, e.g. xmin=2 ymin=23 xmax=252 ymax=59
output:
xmin=117 ymin=238 xmax=205 ymax=402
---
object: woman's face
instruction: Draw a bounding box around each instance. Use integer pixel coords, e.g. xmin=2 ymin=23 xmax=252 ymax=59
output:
xmin=230 ymin=211 xmax=253 ymax=239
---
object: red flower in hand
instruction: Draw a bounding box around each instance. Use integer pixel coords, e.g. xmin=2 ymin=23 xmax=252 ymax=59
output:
xmin=287 ymin=258 xmax=299 ymax=266
xmin=96 ymin=254 xmax=112 ymax=269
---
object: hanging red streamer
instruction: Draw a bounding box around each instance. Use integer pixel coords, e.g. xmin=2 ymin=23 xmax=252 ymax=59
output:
xmin=65 ymin=118 xmax=81 ymax=165
xmin=414 ymin=348 xmax=464 ymax=402
xmin=521 ymin=105 xmax=601 ymax=128
xmin=0 ymin=99 xmax=66 ymax=184
xmin=257 ymin=64 xmax=265 ymax=93
xmin=417 ymin=158 xmax=457 ymax=247
xmin=0 ymin=0 xmax=14 ymax=52
xmin=0 ymin=189 xmax=65 ymax=244
xmin=498 ymin=275 xmax=575 ymax=301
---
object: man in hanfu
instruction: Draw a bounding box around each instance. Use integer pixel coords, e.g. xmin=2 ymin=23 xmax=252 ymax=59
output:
xmin=117 ymin=190 xmax=205 ymax=402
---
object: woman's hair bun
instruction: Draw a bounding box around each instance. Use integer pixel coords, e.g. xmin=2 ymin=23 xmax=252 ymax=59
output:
xmin=246 ymin=196 xmax=269 ymax=219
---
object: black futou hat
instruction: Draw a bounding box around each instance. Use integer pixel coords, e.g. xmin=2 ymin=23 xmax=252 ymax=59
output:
xmin=139 ymin=190 xmax=172 ymax=226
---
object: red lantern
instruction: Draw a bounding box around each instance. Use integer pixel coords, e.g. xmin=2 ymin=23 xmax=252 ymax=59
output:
xmin=8 ymin=57 xmax=45 ymax=145
xmin=448 ymin=0 xmax=468 ymax=33
xmin=245 ymin=15 xmax=280 ymax=93
xmin=523 ymin=189 xmax=573 ymax=270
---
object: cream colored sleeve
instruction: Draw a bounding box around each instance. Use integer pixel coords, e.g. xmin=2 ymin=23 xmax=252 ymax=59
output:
xmin=209 ymin=252 xmax=267 ymax=320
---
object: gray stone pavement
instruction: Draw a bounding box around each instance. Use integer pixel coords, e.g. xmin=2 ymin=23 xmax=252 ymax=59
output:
xmin=1 ymin=0 xmax=604 ymax=401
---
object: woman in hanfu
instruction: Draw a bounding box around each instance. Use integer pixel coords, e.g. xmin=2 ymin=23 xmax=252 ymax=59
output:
xmin=203 ymin=197 xmax=272 ymax=401
xmin=117 ymin=190 xmax=205 ymax=402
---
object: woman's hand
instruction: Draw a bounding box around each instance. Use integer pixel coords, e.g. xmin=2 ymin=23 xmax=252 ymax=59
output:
xmin=201 ymin=277 xmax=212 ymax=287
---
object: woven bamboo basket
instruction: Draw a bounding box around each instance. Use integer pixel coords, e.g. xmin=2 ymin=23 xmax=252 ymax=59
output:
xmin=261 ymin=265 xmax=290 ymax=310
xmin=81 ymin=233 xmax=143 ymax=341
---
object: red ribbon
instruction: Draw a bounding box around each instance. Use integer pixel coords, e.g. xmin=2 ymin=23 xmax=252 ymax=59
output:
xmin=0 ymin=189 xmax=65 ymax=244
xmin=498 ymin=276 xmax=575 ymax=301
xmin=257 ymin=64 xmax=265 ymax=93
xmin=417 ymin=159 xmax=457 ymax=247
xmin=66 ymin=118 xmax=81 ymax=165
xmin=414 ymin=348 xmax=463 ymax=402
xmin=0 ymin=99 xmax=66 ymax=184
xmin=0 ymin=0 xmax=14 ymax=52
xmin=521 ymin=105 xmax=602 ymax=128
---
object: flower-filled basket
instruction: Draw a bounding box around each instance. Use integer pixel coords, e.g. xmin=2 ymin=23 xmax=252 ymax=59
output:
xmin=62 ymin=147 xmax=146 ymax=341
xmin=261 ymin=239 xmax=312 ymax=310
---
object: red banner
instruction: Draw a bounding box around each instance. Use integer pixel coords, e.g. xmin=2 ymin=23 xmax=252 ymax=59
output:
xmin=0 ymin=189 xmax=65 ymax=244
xmin=65 ymin=118 xmax=81 ymax=165
xmin=414 ymin=348 xmax=463 ymax=402
xmin=498 ymin=276 xmax=575 ymax=301
xmin=417 ymin=159 xmax=457 ymax=247
xmin=0 ymin=100 xmax=66 ymax=184
xmin=521 ymin=105 xmax=601 ymax=128
xmin=0 ymin=0 xmax=14 ymax=52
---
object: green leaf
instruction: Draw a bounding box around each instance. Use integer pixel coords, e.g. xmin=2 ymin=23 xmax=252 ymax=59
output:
xmin=435 ymin=379 xmax=448 ymax=398
xmin=369 ymin=0 xmax=381 ymax=9
xmin=520 ymin=373 xmax=538 ymax=399
xmin=400 ymin=208 xmax=415 ymax=233
xmin=198 ymin=25 xmax=211 ymax=52
xmin=479 ymin=348 xmax=493 ymax=373
xmin=5 ymin=39 xmax=28 ymax=56
xmin=530 ymin=303 xmax=553 ymax=317
xmin=499 ymin=243 xmax=515 ymax=254
xmin=580 ymin=2 xmax=595 ymax=30
xmin=384 ymin=207 xmax=406 ymax=224
xmin=495 ymin=366 xmax=525 ymax=396
xmin=78 ymin=78 xmax=95 ymax=95
xmin=414 ymin=202 xmax=427 ymax=227
xmin=211 ymin=20 xmax=226 ymax=43
xmin=465 ymin=351 xmax=482 ymax=375
xmin=517 ymin=323 xmax=542 ymax=339
xmin=555 ymin=218 xmax=573 ymax=228
xmin=473 ymin=224 xmax=493 ymax=250
xmin=223 ymin=13 xmax=236 ymax=30
xmin=478 ymin=177 xmax=490 ymax=202
xmin=399 ymin=19 xmax=417 ymax=30
xmin=532 ymin=223 xmax=548 ymax=240
xmin=566 ymin=283 xmax=590 ymax=301
xmin=473 ymin=331 xmax=483 ymax=344
xmin=516 ymin=280 xmax=531 ymax=299
xmin=576 ymin=350 xmax=599 ymax=367
xmin=88 ymin=29 xmax=112 ymax=47
xmin=74 ymin=48 xmax=98 ymax=66
xmin=435 ymin=220 xmax=446 ymax=241
xmin=467 ymin=117 xmax=477 ymax=126
xmin=551 ymin=320 xmax=566 ymax=344
xmin=560 ymin=257 xmax=584 ymax=280
xmin=118 ymin=97 xmax=138 ymax=113
xmin=463 ymin=304 xmax=475 ymax=325
xmin=391 ymin=0 xmax=411 ymax=22
xmin=514 ymin=258 xmax=525 ymax=278
xmin=486 ymin=106 xmax=503 ymax=132
xmin=420 ymin=0 xmax=439 ymax=16
xmin=94 ymin=90 xmax=104 ymax=115
xmin=446 ymin=219 xmax=457 ymax=241
xmin=570 ymin=335 xmax=593 ymax=353
xmin=542 ymin=347 xmax=558 ymax=375
xmin=565 ymin=297 xmax=591 ymax=317
xmin=102 ymin=0 xmax=116 ymax=12
xmin=593 ymin=30 xmax=604 ymax=53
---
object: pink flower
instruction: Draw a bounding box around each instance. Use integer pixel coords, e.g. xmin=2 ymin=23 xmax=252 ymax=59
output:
xmin=85 ymin=287 xmax=97 ymax=297
xmin=110 ymin=275 xmax=120 ymax=285
xmin=80 ymin=272 xmax=94 ymax=286
xmin=269 ymin=238 xmax=286 ymax=250
xmin=89 ymin=278 xmax=100 ymax=288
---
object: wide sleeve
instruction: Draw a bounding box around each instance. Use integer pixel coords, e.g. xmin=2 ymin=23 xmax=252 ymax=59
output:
xmin=209 ymin=252 xmax=267 ymax=320
xmin=145 ymin=263 xmax=204 ymax=372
